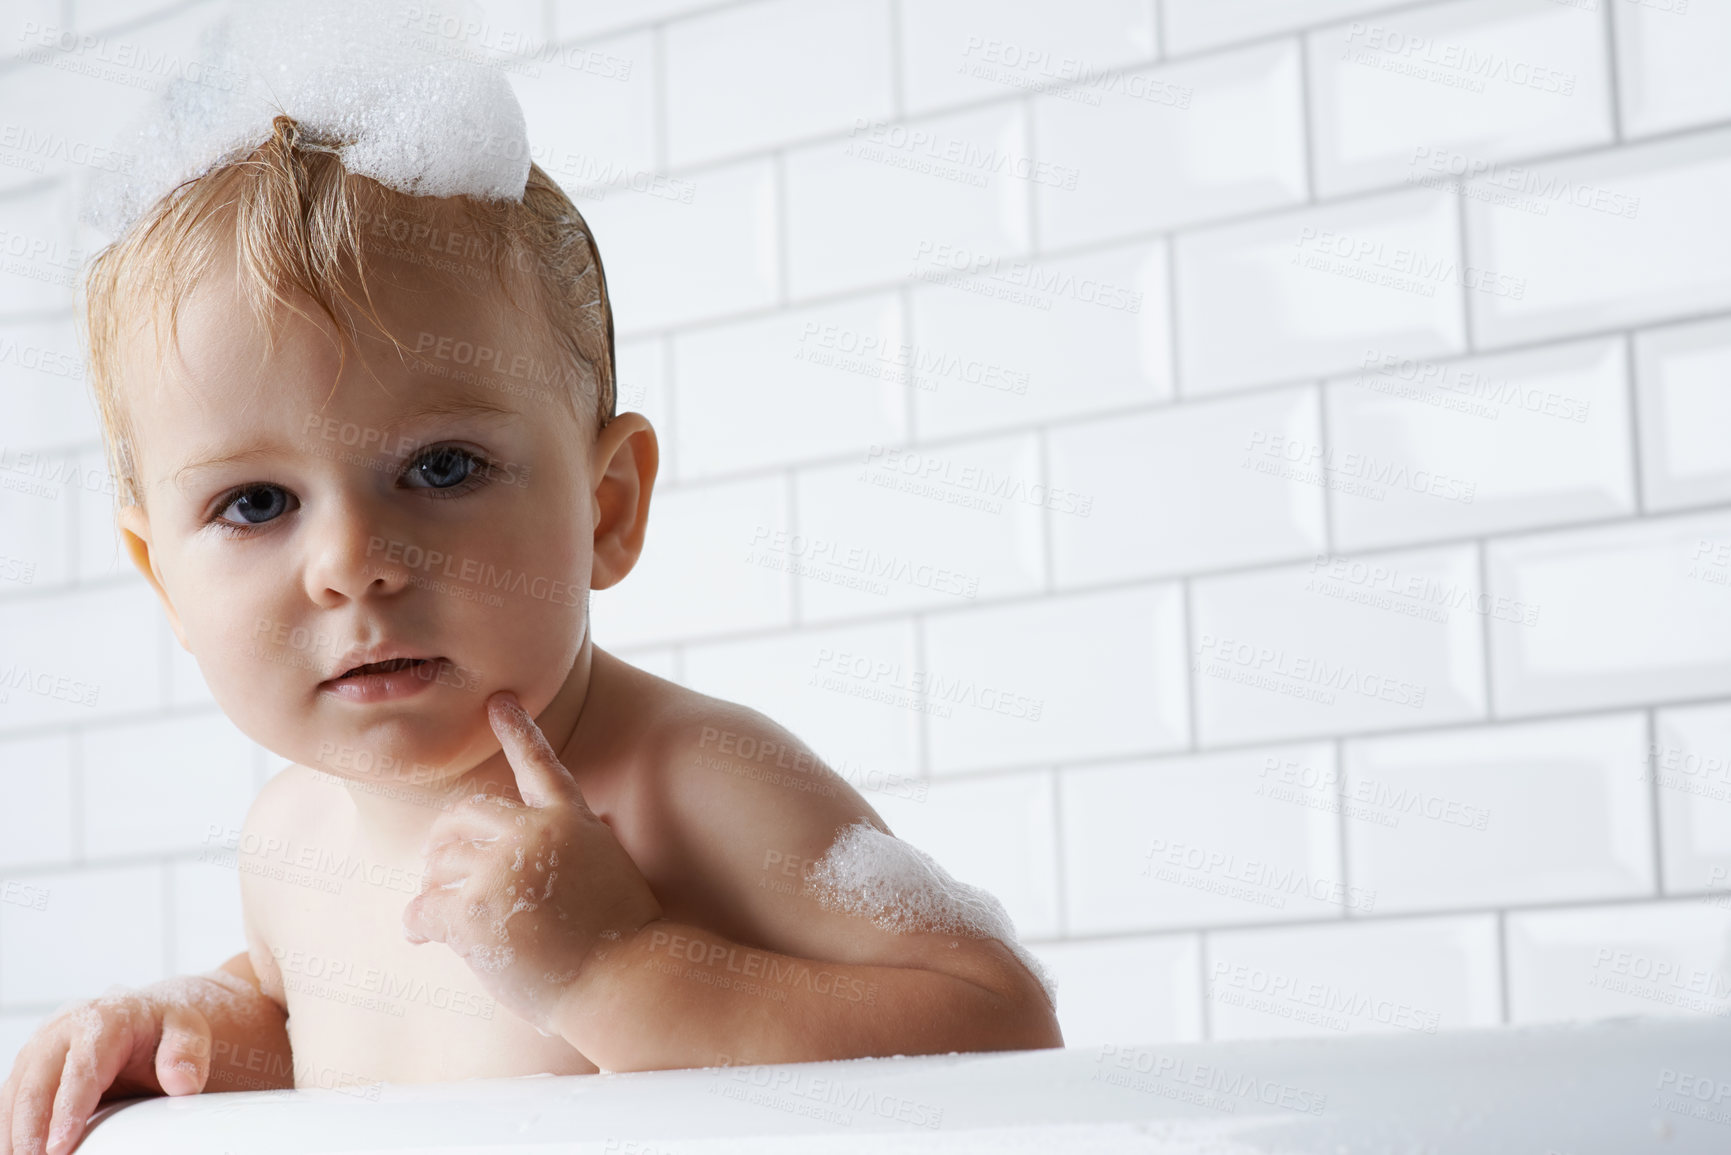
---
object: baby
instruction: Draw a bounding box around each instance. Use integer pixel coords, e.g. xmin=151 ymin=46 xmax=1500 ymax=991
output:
xmin=0 ymin=91 xmax=1060 ymax=1155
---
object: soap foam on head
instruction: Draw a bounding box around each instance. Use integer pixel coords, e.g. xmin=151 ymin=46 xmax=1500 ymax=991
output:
xmin=806 ymin=820 xmax=1058 ymax=1008
xmin=80 ymin=0 xmax=531 ymax=241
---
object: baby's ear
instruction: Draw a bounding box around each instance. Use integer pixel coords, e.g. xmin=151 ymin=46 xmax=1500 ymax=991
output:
xmin=118 ymin=504 xmax=190 ymax=650
xmin=589 ymin=411 xmax=659 ymax=591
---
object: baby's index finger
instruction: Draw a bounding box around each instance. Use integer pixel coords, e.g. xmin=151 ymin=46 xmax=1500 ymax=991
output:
xmin=487 ymin=692 xmax=582 ymax=809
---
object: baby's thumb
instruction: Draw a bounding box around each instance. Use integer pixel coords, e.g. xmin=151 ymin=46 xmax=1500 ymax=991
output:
xmin=154 ymin=1003 xmax=213 ymax=1096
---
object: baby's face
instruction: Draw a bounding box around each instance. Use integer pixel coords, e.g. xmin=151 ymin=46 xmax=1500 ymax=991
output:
xmin=117 ymin=244 xmax=596 ymax=784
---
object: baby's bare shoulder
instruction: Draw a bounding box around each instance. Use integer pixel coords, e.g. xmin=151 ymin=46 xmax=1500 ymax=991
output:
xmin=620 ymin=683 xmax=895 ymax=952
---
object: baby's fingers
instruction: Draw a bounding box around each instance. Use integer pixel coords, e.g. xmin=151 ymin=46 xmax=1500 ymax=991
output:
xmin=43 ymin=1008 xmax=145 ymax=1155
xmin=6 ymin=1039 xmax=70 ymax=1155
xmin=153 ymin=1003 xmax=212 ymax=1097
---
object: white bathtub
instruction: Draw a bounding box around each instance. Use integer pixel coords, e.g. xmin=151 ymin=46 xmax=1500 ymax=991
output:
xmin=74 ymin=1016 xmax=1731 ymax=1153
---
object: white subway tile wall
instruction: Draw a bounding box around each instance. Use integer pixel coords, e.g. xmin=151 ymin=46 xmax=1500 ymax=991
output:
xmin=1 ymin=0 xmax=1729 ymax=1067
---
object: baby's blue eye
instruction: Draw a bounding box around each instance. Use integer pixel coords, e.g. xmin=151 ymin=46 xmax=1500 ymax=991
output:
xmin=406 ymin=447 xmax=483 ymax=489
xmin=217 ymin=485 xmax=292 ymax=525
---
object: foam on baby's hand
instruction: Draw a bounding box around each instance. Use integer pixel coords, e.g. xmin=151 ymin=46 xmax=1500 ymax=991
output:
xmin=80 ymin=0 xmax=531 ymax=240
xmin=805 ymin=820 xmax=1058 ymax=1007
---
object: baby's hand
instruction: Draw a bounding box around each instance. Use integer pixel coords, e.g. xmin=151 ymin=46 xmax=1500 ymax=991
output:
xmin=402 ymin=692 xmax=665 ymax=1033
xmin=1 ymin=992 xmax=210 ymax=1155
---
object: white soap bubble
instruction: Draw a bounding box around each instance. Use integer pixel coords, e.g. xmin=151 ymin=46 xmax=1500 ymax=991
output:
xmin=806 ymin=820 xmax=1058 ymax=1007
xmin=79 ymin=0 xmax=531 ymax=242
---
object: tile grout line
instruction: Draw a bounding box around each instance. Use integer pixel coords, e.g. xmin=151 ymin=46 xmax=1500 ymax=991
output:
xmin=1180 ymin=577 xmax=1200 ymax=752
xmin=1477 ymin=540 xmax=1497 ymax=719
xmin=1494 ymin=909 xmax=1510 ymax=1025
xmin=1049 ymin=767 xmax=1068 ymax=939
xmin=1601 ymin=0 xmax=1625 ymax=144
xmin=1333 ymin=737 xmax=1351 ymax=919
xmin=1196 ymin=931 xmax=1213 ymax=1041
xmin=1623 ymin=330 xmax=1646 ymax=514
xmin=1644 ymin=706 xmax=1664 ymax=894
xmin=1295 ymin=30 xmax=1318 ymax=205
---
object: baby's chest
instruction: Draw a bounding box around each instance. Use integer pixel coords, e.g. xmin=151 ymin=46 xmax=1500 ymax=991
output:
xmin=272 ymin=879 xmax=597 ymax=1084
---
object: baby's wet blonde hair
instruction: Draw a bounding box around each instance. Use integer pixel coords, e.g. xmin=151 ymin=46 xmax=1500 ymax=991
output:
xmin=80 ymin=112 xmax=616 ymax=509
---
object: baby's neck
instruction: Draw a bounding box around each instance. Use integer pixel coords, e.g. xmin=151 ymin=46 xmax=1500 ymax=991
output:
xmin=338 ymin=635 xmax=597 ymax=862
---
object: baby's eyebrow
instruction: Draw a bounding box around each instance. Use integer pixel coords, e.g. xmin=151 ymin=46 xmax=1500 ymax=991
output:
xmin=168 ymin=394 xmax=519 ymax=493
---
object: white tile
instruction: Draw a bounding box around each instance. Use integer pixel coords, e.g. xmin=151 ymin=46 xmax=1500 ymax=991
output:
xmin=0 ymin=0 xmax=56 ymax=64
xmin=1191 ymin=545 xmax=1488 ymax=746
xmin=1506 ymin=900 xmax=1731 ymax=1023
xmin=1465 ymin=128 xmax=1731 ymax=349
xmin=874 ymin=770 xmax=1059 ymax=940
xmin=611 ymin=644 xmax=679 ymax=684
xmin=0 ymin=185 xmax=78 ymax=315
xmin=1061 ymin=745 xmax=1345 ymax=934
xmin=790 ymin=434 xmax=1046 ymax=622
xmin=509 ymin=29 xmax=658 ymax=204
xmin=1163 ymin=0 xmax=1407 ymax=56
xmin=1635 ymin=317 xmax=1731 ymax=513
xmin=1176 ymin=187 xmax=1466 ymax=396
xmin=1613 ymin=0 xmax=1731 ymax=138
xmin=1029 ymin=935 xmax=1204 ymax=1048
xmin=81 ymin=712 xmax=256 ymax=859
xmin=590 ymin=474 xmax=793 ymax=647
xmin=1325 ymin=337 xmax=1636 ymax=551
xmin=665 ymin=0 xmax=894 ymax=169
xmin=784 ymin=103 xmax=1031 ymax=303
xmin=166 ymin=616 xmax=217 ymax=708
xmin=0 ymin=444 xmax=74 ymax=591
xmin=1486 ymin=511 xmax=1731 ymax=716
xmin=0 ymin=863 xmax=166 ymax=1006
xmin=1344 ymin=714 xmax=1654 ymax=914
xmin=615 ymin=332 xmax=670 ymax=421
xmin=680 ymin=621 xmax=923 ymax=781
xmin=899 ymin=0 xmax=1156 ymax=115
xmin=72 ymin=445 xmax=128 ymax=583
xmin=581 ymin=158 xmax=778 ymax=336
xmin=0 ymin=581 xmax=159 ymax=731
xmin=1653 ymin=702 xmax=1731 ymax=894
xmin=1048 ymin=386 xmax=1327 ymax=585
xmin=554 ymin=0 xmax=711 ymax=40
xmin=169 ymin=858 xmax=246 ymax=974
xmin=670 ymin=293 xmax=907 ymax=481
xmin=921 ymin=584 xmax=1190 ymax=775
xmin=0 ymin=733 xmax=73 ymax=869
xmin=1308 ymin=0 xmax=1612 ymax=198
xmin=1207 ymin=915 xmax=1502 ymax=1039
xmin=908 ymin=241 xmax=1172 ymax=441
xmin=0 ymin=316 xmax=99 ymax=447
xmin=1032 ymin=40 xmax=1305 ymax=249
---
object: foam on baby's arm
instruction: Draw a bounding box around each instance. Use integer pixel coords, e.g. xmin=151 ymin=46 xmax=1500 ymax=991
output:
xmin=805 ymin=820 xmax=1057 ymax=1008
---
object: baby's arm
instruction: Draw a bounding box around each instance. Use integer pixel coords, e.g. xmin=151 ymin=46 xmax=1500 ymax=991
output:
xmin=0 ymin=950 xmax=289 ymax=1155
xmin=548 ymin=708 xmax=1062 ymax=1071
